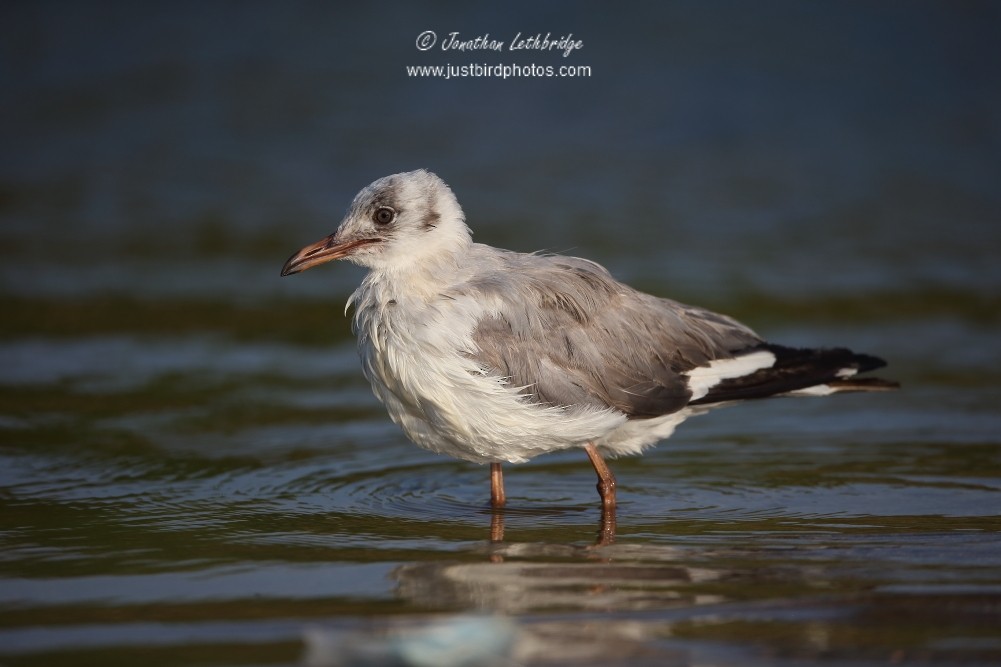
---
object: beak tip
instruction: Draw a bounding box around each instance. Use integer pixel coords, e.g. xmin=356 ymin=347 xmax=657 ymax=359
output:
xmin=280 ymin=257 xmax=301 ymax=277
xmin=280 ymin=235 xmax=374 ymax=277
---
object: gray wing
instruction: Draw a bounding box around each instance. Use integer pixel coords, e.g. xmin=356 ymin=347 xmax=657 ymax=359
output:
xmin=463 ymin=251 xmax=762 ymax=418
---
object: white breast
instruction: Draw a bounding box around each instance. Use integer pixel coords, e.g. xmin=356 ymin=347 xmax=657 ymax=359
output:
xmin=348 ymin=276 xmax=625 ymax=464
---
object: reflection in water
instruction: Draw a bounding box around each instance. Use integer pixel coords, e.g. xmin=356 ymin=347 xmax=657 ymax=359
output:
xmin=301 ymin=542 xmax=1001 ymax=666
xmin=303 ymin=613 xmax=685 ymax=667
xmin=303 ymin=542 xmax=725 ymax=666
xmin=393 ymin=551 xmax=723 ymax=614
xmin=303 ymin=616 xmax=520 ymax=667
xmin=489 ymin=506 xmax=617 ymax=546
xmin=371 ymin=542 xmax=725 ymax=665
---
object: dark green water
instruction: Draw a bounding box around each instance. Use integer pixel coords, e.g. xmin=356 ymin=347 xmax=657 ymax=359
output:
xmin=2 ymin=3 xmax=1000 ymax=665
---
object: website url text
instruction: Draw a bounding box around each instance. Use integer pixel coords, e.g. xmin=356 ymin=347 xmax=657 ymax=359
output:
xmin=406 ymin=63 xmax=592 ymax=80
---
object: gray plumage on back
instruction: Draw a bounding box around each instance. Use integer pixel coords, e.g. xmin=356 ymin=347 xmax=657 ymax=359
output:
xmin=463 ymin=250 xmax=763 ymax=418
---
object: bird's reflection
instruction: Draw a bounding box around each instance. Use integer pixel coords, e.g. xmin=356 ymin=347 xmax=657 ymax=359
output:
xmin=489 ymin=506 xmax=616 ymax=547
xmin=393 ymin=541 xmax=723 ymax=615
xmin=380 ymin=538 xmax=724 ymax=665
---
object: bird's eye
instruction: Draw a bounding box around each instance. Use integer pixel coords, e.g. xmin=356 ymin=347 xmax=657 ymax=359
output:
xmin=373 ymin=207 xmax=396 ymax=225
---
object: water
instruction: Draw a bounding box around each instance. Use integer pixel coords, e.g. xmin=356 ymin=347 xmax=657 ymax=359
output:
xmin=2 ymin=3 xmax=1000 ymax=665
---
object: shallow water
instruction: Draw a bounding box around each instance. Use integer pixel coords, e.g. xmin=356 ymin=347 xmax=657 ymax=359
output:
xmin=2 ymin=3 xmax=1001 ymax=666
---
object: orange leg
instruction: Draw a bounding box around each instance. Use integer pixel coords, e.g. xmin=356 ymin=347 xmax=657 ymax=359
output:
xmin=583 ymin=442 xmax=617 ymax=510
xmin=490 ymin=462 xmax=506 ymax=508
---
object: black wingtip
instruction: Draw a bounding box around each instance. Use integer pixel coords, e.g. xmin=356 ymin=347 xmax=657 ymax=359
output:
xmin=689 ymin=344 xmax=898 ymax=406
xmin=849 ymin=351 xmax=888 ymax=374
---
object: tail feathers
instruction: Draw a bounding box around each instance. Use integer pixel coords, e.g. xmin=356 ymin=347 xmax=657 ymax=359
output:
xmin=688 ymin=344 xmax=898 ymax=406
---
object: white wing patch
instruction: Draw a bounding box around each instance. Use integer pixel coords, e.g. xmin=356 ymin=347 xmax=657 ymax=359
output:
xmin=684 ymin=350 xmax=776 ymax=401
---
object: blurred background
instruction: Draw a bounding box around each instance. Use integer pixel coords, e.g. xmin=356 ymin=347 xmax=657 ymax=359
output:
xmin=2 ymin=2 xmax=1000 ymax=666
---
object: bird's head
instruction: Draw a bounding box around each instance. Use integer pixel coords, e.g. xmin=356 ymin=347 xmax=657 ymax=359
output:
xmin=281 ymin=169 xmax=470 ymax=276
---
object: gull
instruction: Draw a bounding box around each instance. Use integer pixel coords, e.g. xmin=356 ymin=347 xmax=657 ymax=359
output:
xmin=281 ymin=169 xmax=897 ymax=515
